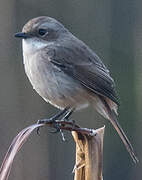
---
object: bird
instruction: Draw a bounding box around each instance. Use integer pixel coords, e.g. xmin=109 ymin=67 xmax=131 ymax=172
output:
xmin=15 ymin=16 xmax=138 ymax=163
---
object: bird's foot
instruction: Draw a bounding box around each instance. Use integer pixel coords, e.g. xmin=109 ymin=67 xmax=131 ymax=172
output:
xmin=50 ymin=121 xmax=61 ymax=133
xmin=36 ymin=118 xmax=53 ymax=135
xmin=36 ymin=108 xmax=74 ymax=140
xmin=37 ymin=118 xmax=66 ymax=141
xmin=49 ymin=121 xmax=66 ymax=141
xmin=36 ymin=108 xmax=69 ymax=135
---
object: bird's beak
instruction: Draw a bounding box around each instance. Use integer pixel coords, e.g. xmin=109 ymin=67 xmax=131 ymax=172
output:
xmin=14 ymin=32 xmax=29 ymax=39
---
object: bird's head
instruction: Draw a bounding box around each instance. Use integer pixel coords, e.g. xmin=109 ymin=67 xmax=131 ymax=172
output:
xmin=15 ymin=16 xmax=69 ymax=53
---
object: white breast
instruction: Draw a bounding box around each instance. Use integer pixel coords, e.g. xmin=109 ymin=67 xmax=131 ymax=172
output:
xmin=22 ymin=38 xmax=48 ymax=55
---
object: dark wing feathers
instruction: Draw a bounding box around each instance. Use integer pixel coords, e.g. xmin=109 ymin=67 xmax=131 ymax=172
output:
xmin=48 ymin=44 xmax=119 ymax=105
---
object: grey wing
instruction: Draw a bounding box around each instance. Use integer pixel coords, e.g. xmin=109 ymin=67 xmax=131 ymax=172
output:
xmin=47 ymin=44 xmax=119 ymax=105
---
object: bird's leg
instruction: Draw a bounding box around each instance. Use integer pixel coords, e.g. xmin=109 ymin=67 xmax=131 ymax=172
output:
xmin=37 ymin=108 xmax=75 ymax=141
xmin=37 ymin=108 xmax=69 ymax=124
xmin=50 ymin=108 xmax=74 ymax=135
xmin=57 ymin=108 xmax=75 ymax=141
xmin=61 ymin=108 xmax=75 ymax=127
xmin=56 ymin=109 xmax=74 ymax=141
xmin=37 ymin=108 xmax=69 ymax=134
xmin=61 ymin=108 xmax=74 ymax=121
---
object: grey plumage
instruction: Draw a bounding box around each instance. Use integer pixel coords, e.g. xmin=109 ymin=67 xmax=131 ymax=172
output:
xmin=15 ymin=16 xmax=138 ymax=163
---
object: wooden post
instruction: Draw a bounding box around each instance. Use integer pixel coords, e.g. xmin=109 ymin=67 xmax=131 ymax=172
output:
xmin=72 ymin=126 xmax=105 ymax=180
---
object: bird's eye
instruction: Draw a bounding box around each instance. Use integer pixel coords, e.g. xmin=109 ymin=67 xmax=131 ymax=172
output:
xmin=38 ymin=29 xmax=47 ymax=36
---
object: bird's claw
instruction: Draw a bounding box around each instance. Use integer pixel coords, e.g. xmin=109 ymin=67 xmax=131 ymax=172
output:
xmin=36 ymin=119 xmax=51 ymax=135
xmin=36 ymin=119 xmax=43 ymax=135
xmin=49 ymin=121 xmax=66 ymax=141
xmin=36 ymin=127 xmax=41 ymax=135
xmin=50 ymin=122 xmax=61 ymax=133
xmin=35 ymin=108 xmax=74 ymax=140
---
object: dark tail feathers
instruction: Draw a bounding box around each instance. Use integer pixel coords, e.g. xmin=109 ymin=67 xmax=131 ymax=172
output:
xmin=102 ymin=98 xmax=139 ymax=164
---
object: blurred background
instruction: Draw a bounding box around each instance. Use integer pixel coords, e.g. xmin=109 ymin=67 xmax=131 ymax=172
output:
xmin=0 ymin=0 xmax=141 ymax=179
